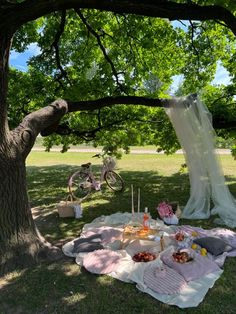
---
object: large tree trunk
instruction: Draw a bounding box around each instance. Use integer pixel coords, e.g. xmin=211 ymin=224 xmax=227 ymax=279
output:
xmin=0 ymin=153 xmax=63 ymax=275
xmin=0 ymin=32 xmax=64 ymax=275
xmin=0 ymin=155 xmax=40 ymax=271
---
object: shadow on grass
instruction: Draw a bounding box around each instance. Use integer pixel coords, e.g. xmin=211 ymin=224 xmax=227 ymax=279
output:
xmin=27 ymin=164 xmax=191 ymax=210
xmin=27 ymin=164 xmax=191 ymax=244
xmin=1 ymin=165 xmax=236 ymax=313
xmin=27 ymin=164 xmax=236 ymax=241
xmin=1 ymin=250 xmax=236 ymax=314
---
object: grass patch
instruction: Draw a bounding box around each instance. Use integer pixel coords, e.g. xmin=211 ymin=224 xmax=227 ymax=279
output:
xmin=1 ymin=151 xmax=236 ymax=313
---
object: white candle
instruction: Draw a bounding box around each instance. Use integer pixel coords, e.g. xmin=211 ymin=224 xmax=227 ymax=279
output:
xmin=131 ymin=184 xmax=134 ymax=215
xmin=138 ymin=188 xmax=140 ymax=213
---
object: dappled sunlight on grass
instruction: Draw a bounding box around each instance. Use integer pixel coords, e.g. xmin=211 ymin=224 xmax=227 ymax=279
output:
xmin=62 ymin=292 xmax=87 ymax=305
xmin=1 ymin=152 xmax=232 ymax=313
xmin=27 ymin=160 xmax=236 ymax=243
xmin=0 ymin=269 xmax=26 ymax=289
xmin=62 ymin=265 xmax=82 ymax=277
xmin=1 ymin=236 xmax=236 ymax=314
xmin=96 ymin=274 xmax=116 ymax=285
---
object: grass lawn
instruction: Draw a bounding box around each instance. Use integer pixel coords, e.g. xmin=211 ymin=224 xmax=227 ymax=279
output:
xmin=1 ymin=151 xmax=236 ymax=314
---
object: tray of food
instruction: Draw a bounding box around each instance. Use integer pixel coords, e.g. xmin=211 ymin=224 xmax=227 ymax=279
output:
xmin=123 ymin=223 xmax=142 ymax=235
xmin=132 ymin=251 xmax=157 ymax=262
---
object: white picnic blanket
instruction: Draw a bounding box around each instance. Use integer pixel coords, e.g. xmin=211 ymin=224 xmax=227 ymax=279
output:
xmin=62 ymin=212 xmax=236 ymax=308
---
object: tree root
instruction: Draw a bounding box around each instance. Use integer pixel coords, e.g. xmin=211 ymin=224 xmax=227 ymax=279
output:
xmin=0 ymin=229 xmax=66 ymax=276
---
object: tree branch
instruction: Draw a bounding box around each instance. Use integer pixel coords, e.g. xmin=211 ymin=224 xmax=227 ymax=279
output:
xmin=213 ymin=119 xmax=236 ymax=130
xmin=51 ymin=10 xmax=71 ymax=87
xmin=189 ymin=20 xmax=200 ymax=73
xmin=75 ymin=8 xmax=126 ymax=93
xmin=54 ymin=117 xmax=130 ymax=141
xmin=66 ymin=95 xmax=167 ymax=112
xmin=1 ymin=1 xmax=236 ymax=36
xmin=11 ymin=99 xmax=68 ymax=156
xmin=53 ymin=95 xmax=236 ymax=134
xmin=10 ymin=94 xmax=236 ymax=156
xmin=49 ymin=95 xmax=236 ymax=141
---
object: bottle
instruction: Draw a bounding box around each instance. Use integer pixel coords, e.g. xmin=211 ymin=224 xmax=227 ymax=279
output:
xmin=143 ymin=207 xmax=149 ymax=230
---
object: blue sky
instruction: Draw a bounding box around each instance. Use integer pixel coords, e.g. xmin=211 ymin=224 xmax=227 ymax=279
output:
xmin=10 ymin=42 xmax=41 ymax=72
xmin=212 ymin=63 xmax=231 ymax=85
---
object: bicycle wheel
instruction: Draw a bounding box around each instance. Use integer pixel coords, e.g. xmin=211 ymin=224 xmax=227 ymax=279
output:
xmin=68 ymin=171 xmax=92 ymax=200
xmin=104 ymin=170 xmax=124 ymax=192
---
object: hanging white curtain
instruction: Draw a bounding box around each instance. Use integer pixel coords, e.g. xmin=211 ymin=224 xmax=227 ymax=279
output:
xmin=164 ymin=94 xmax=236 ymax=228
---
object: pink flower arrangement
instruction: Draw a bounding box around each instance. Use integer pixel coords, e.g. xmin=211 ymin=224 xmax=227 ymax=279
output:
xmin=157 ymin=202 xmax=174 ymax=218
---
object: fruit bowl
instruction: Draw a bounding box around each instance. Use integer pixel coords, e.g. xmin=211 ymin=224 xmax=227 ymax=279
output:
xmin=175 ymin=232 xmax=185 ymax=241
xmin=172 ymin=251 xmax=193 ymax=264
xmin=132 ymin=251 xmax=157 ymax=262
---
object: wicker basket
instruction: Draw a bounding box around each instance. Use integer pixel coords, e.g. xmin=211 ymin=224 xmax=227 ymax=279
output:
xmin=57 ymin=195 xmax=81 ymax=218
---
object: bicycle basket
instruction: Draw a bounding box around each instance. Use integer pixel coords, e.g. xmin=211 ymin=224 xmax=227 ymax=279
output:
xmin=103 ymin=156 xmax=116 ymax=171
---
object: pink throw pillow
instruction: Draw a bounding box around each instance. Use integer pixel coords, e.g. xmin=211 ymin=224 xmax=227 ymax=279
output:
xmin=83 ymin=249 xmax=121 ymax=274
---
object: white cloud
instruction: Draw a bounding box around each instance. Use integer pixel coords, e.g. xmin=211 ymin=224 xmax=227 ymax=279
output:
xmin=212 ymin=63 xmax=231 ymax=86
xmin=27 ymin=42 xmax=41 ymax=56
xmin=10 ymin=42 xmax=41 ymax=71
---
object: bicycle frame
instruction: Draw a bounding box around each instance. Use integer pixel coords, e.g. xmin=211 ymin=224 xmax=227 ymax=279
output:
xmin=100 ymin=156 xmax=116 ymax=181
xmin=89 ymin=156 xmax=115 ymax=188
xmin=68 ymin=155 xmax=124 ymax=200
xmin=80 ymin=156 xmax=116 ymax=191
xmin=79 ymin=166 xmax=100 ymax=191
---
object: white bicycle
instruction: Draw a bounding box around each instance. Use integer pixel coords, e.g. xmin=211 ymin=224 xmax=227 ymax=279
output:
xmin=68 ymin=154 xmax=125 ymax=200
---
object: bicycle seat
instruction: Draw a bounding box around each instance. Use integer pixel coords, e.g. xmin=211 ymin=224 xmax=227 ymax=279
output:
xmin=81 ymin=162 xmax=91 ymax=168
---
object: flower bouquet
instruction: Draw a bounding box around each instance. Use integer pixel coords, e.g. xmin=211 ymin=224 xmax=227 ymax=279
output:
xmin=157 ymin=201 xmax=179 ymax=225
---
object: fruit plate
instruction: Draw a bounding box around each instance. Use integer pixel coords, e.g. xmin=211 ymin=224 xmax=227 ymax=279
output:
xmin=172 ymin=251 xmax=194 ymax=264
xmin=132 ymin=251 xmax=157 ymax=262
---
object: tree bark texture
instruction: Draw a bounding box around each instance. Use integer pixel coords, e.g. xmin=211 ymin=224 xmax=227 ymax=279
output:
xmin=0 ymin=31 xmax=67 ymax=273
xmin=0 ymin=141 xmax=63 ymax=275
xmin=0 ymin=32 xmax=12 ymax=139
xmin=0 ymin=157 xmax=39 ymax=272
xmin=0 ymin=102 xmax=68 ymax=274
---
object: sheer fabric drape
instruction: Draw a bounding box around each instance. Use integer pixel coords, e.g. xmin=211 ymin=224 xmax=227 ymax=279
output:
xmin=164 ymin=94 xmax=236 ymax=228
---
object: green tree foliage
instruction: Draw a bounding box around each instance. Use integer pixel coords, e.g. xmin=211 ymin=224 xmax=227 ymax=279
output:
xmin=8 ymin=6 xmax=236 ymax=156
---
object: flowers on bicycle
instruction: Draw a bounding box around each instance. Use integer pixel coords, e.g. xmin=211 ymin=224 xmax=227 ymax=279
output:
xmin=157 ymin=201 xmax=174 ymax=218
